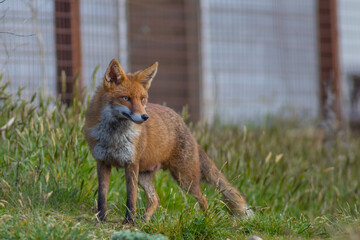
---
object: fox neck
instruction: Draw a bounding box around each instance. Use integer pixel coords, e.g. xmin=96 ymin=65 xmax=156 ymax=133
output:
xmin=90 ymin=104 xmax=139 ymax=167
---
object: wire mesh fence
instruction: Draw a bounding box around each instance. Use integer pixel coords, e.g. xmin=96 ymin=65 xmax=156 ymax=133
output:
xmin=80 ymin=0 xmax=128 ymax=92
xmin=1 ymin=0 xmax=360 ymax=124
xmin=338 ymin=0 xmax=360 ymax=125
xmin=201 ymin=0 xmax=319 ymax=122
xmin=0 ymin=0 xmax=57 ymax=99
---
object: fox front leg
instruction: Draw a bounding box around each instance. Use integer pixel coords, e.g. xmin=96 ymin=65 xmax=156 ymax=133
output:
xmin=138 ymin=171 xmax=159 ymax=221
xmin=123 ymin=163 xmax=139 ymax=224
xmin=97 ymin=160 xmax=112 ymax=221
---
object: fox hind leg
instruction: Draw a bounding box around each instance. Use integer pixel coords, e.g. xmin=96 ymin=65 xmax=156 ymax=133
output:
xmin=169 ymin=157 xmax=208 ymax=211
xmin=138 ymin=171 xmax=159 ymax=221
xmin=186 ymin=181 xmax=208 ymax=211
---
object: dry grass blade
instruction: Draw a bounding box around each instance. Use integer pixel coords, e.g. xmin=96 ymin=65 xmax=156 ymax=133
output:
xmin=0 ymin=117 xmax=15 ymax=131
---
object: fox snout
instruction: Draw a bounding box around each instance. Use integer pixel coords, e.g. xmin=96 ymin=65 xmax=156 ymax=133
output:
xmin=124 ymin=112 xmax=149 ymax=124
xmin=112 ymin=104 xmax=148 ymax=124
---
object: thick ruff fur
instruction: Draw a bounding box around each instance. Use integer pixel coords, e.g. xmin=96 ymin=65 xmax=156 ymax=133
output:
xmin=91 ymin=104 xmax=138 ymax=167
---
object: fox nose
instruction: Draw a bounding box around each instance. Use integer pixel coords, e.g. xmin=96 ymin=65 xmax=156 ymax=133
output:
xmin=141 ymin=114 xmax=149 ymax=121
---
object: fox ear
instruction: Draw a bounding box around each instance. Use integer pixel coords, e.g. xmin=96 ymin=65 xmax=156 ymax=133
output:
xmin=138 ymin=62 xmax=158 ymax=90
xmin=104 ymin=59 xmax=126 ymax=89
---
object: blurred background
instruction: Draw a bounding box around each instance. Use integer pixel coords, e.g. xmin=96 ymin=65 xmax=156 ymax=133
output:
xmin=1 ymin=0 xmax=360 ymax=125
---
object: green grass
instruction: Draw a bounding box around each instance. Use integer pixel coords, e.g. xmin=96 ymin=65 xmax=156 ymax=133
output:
xmin=0 ymin=76 xmax=359 ymax=240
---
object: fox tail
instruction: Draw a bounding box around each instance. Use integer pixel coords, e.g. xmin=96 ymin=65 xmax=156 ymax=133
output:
xmin=198 ymin=145 xmax=252 ymax=217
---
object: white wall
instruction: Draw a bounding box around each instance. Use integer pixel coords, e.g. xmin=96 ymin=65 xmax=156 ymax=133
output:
xmin=338 ymin=0 xmax=360 ymax=118
xmin=201 ymin=0 xmax=319 ymax=123
xmin=0 ymin=0 xmax=56 ymax=99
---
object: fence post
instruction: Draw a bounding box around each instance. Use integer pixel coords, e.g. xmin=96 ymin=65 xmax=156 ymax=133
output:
xmin=185 ymin=0 xmax=201 ymax=122
xmin=317 ymin=0 xmax=342 ymax=128
xmin=55 ymin=0 xmax=82 ymax=104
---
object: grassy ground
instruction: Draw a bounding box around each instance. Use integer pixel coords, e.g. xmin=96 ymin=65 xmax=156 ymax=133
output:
xmin=0 ymin=78 xmax=360 ymax=240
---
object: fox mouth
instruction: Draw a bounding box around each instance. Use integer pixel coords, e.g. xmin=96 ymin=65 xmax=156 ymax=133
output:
xmin=121 ymin=112 xmax=145 ymax=124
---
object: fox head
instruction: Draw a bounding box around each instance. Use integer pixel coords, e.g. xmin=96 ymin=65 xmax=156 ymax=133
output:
xmin=102 ymin=59 xmax=158 ymax=124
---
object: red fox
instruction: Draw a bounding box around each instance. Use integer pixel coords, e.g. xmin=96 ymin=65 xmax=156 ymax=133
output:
xmin=84 ymin=59 xmax=250 ymax=223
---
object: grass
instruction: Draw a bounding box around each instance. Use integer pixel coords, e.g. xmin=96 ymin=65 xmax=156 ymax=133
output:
xmin=0 ymin=76 xmax=359 ymax=240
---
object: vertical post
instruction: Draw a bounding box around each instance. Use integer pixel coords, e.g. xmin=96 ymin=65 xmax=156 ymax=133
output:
xmin=117 ymin=0 xmax=129 ymax=71
xmin=199 ymin=0 xmax=214 ymax=122
xmin=185 ymin=0 xmax=201 ymax=121
xmin=55 ymin=0 xmax=82 ymax=104
xmin=128 ymin=0 xmax=200 ymax=122
xmin=317 ymin=0 xmax=342 ymax=126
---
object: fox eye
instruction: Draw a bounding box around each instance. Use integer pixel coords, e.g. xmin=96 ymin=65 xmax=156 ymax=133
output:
xmin=122 ymin=96 xmax=130 ymax=101
xmin=141 ymin=97 xmax=146 ymax=103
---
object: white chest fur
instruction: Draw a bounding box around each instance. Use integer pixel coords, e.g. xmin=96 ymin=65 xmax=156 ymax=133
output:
xmin=90 ymin=105 xmax=138 ymax=166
